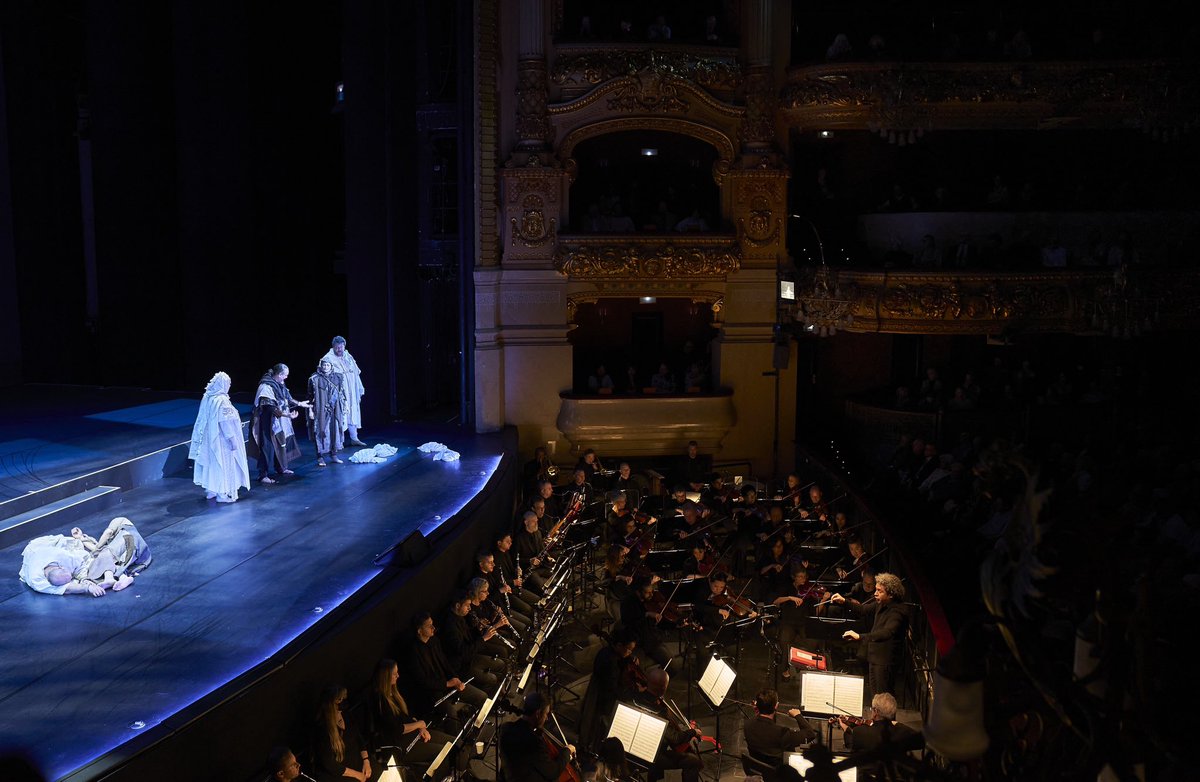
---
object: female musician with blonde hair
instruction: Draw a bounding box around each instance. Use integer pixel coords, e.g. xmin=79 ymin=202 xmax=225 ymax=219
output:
xmin=367 ymin=658 xmax=452 ymax=765
xmin=312 ymin=685 xmax=371 ymax=781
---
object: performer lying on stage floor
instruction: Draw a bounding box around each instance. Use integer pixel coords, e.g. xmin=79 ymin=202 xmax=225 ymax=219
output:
xmin=18 ymin=517 xmax=152 ymax=597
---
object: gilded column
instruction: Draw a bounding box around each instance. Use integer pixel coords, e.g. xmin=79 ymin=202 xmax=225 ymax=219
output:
xmin=515 ymin=0 xmax=551 ymax=153
xmin=739 ymin=0 xmax=776 ymax=153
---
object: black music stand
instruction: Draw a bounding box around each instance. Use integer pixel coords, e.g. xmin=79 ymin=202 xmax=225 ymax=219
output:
xmin=695 ymin=654 xmax=739 ymax=782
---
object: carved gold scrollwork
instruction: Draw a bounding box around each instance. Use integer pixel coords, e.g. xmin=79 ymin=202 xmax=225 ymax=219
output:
xmin=554 ymin=242 xmax=741 ymax=279
xmin=606 ymin=73 xmax=689 ymax=113
xmin=550 ymin=49 xmax=743 ymax=92
xmin=510 ymin=194 xmax=557 ymax=248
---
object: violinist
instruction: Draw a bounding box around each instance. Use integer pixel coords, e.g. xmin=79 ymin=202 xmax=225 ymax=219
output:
xmin=727 ymin=484 xmax=765 ymax=577
xmin=664 ymin=485 xmax=690 ymax=515
xmin=606 ymin=490 xmax=630 ymax=536
xmin=684 ymin=539 xmax=716 ymax=577
xmin=815 ymin=510 xmax=852 ymax=541
xmin=837 ymin=692 xmax=920 ymax=778
xmin=619 ymin=515 xmax=655 ymax=560
xmin=835 ymin=538 xmax=870 ymax=581
xmin=797 ymin=484 xmax=829 ymax=524
xmin=619 ymin=577 xmax=672 ymax=669
xmin=634 ymin=669 xmax=702 ymax=782
xmin=701 ymin=475 xmax=735 ymax=515
xmin=578 ymin=627 xmax=641 ymax=749
xmin=757 ymin=537 xmax=792 ymax=597
xmin=697 ymin=571 xmax=759 ymax=632
xmin=772 ymin=567 xmax=829 ymax=680
xmin=758 ymin=505 xmax=796 ymax=548
xmin=743 ymin=688 xmax=817 ymax=766
xmin=604 ymin=546 xmax=657 ymax=604
xmin=499 ymin=692 xmax=576 ymax=782
xmin=672 ymin=502 xmax=706 ymax=542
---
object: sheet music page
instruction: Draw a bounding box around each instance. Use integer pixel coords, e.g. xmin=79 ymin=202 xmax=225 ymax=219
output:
xmin=715 ymin=664 xmax=736 ymax=704
xmin=831 ymin=673 xmax=865 ymax=717
xmin=698 ymin=657 xmax=736 ymax=705
xmin=474 ymin=697 xmax=494 ymax=728
xmin=629 ymin=713 xmax=666 ymax=762
xmin=606 ymin=704 xmax=642 ymax=759
xmin=800 ymin=671 xmax=837 ymax=714
xmin=424 ymin=742 xmax=453 ymax=778
xmin=698 ymin=658 xmax=720 ymax=696
xmin=378 ymin=755 xmax=403 ymax=782
xmin=607 ymin=704 xmax=664 ymax=763
xmin=788 ymin=751 xmax=857 ymax=781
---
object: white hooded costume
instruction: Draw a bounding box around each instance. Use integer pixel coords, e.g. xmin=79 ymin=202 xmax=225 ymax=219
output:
xmin=189 ymin=371 xmax=251 ymax=502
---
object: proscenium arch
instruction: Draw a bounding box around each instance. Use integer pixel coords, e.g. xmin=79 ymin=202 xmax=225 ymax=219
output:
xmin=559 ymin=118 xmax=736 ymax=187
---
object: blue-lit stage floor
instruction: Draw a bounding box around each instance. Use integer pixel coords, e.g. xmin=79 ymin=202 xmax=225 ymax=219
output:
xmin=0 ymin=391 xmax=503 ymax=781
xmin=0 ymin=384 xmax=253 ymax=502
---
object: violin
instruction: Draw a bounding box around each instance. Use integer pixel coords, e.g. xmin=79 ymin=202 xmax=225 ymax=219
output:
xmin=644 ymin=587 xmax=700 ymax=630
xmin=829 ymin=714 xmax=873 ymax=728
xmin=710 ymin=589 xmax=758 ymax=619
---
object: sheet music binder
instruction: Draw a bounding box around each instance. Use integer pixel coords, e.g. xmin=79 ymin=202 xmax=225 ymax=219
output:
xmin=786 ymin=751 xmax=858 ymax=781
xmin=606 ymin=702 xmax=669 ymax=763
xmin=799 ymin=670 xmax=864 ymax=717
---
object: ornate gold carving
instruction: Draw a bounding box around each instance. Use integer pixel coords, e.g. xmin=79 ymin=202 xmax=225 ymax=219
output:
xmin=606 ymin=73 xmax=690 ymax=113
xmin=506 ymin=175 xmax=561 ymax=204
xmin=516 ymin=61 xmax=553 ymax=148
xmin=780 ymin=61 xmax=1200 ymax=131
xmin=510 ymin=194 xmax=557 ymax=248
xmin=737 ymin=194 xmax=779 ymax=247
xmin=739 ymin=67 xmax=776 ymax=146
xmin=555 ymin=240 xmax=741 ymax=279
xmin=550 ymin=49 xmax=742 ymax=93
xmin=789 ymin=269 xmax=1200 ymax=335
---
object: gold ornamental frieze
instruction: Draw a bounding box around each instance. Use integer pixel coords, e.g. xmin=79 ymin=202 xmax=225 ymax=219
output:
xmin=790 ymin=269 xmax=1200 ymax=335
xmin=780 ymin=60 xmax=1199 ymax=131
xmin=554 ymin=239 xmax=741 ymax=280
xmin=550 ymin=48 xmax=742 ymax=94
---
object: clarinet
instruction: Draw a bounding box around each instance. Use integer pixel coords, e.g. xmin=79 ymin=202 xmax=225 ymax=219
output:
xmin=517 ymin=553 xmax=524 ymax=583
xmin=498 ymin=568 xmax=513 ymax=613
xmin=474 ymin=605 xmax=518 ymax=649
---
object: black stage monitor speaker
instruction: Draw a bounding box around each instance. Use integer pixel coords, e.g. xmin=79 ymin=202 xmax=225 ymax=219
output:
xmin=374 ymin=529 xmax=430 ymax=567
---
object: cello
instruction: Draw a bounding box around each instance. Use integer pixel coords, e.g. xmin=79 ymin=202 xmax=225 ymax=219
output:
xmin=544 ymin=713 xmax=583 ymax=782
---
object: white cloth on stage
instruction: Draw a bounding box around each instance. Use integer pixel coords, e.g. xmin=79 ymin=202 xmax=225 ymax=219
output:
xmin=348 ymin=442 xmax=401 ymax=463
xmin=321 ymin=348 xmax=365 ymax=429
xmin=419 ymin=441 xmax=460 ymax=461
xmin=189 ymin=373 xmax=251 ymax=498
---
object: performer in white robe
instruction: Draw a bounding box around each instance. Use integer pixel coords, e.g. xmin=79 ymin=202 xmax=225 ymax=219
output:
xmin=189 ymin=371 xmax=251 ymax=502
xmin=322 ymin=336 xmax=367 ymax=446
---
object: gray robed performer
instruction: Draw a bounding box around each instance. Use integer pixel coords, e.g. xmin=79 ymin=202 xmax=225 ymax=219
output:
xmin=248 ymin=363 xmax=310 ymax=484
xmin=307 ymin=359 xmax=347 ymax=467
xmin=321 ymin=336 xmax=366 ymax=446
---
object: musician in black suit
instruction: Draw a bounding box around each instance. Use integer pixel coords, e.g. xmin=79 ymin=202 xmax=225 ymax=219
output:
xmin=838 ymin=692 xmax=922 ymax=780
xmin=500 ymin=692 xmax=574 ymax=782
xmin=831 ymin=572 xmax=909 ymax=701
xmin=742 ymin=689 xmax=816 ymax=765
xmin=634 ymin=668 xmax=702 ymax=782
